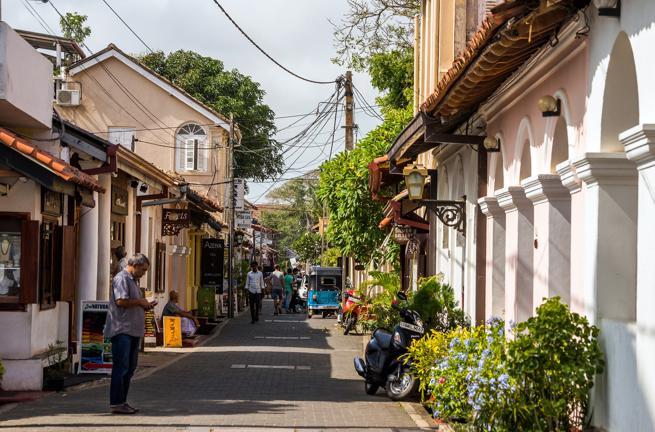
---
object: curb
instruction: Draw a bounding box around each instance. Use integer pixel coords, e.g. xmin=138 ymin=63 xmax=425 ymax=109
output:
xmin=401 ymin=401 xmax=439 ymax=430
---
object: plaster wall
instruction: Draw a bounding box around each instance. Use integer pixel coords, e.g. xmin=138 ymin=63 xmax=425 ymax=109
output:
xmin=569 ymin=186 xmax=585 ymax=315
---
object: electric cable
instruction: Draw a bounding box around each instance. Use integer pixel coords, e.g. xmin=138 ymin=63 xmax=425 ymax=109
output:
xmin=21 ymin=0 xmax=57 ymax=36
xmin=210 ymin=0 xmax=335 ymax=85
xmin=101 ymin=0 xmax=154 ymax=53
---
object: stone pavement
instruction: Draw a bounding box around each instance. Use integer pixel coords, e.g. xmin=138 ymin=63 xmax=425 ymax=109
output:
xmin=0 ymin=299 xmax=428 ymax=432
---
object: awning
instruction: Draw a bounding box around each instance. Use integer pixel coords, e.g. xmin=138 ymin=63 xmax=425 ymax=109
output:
xmin=380 ymin=187 xmax=430 ymax=232
xmin=0 ymin=128 xmax=105 ymax=195
xmin=388 ymin=0 xmax=582 ymax=162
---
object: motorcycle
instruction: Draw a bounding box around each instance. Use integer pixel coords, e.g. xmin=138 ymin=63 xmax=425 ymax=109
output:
xmin=342 ymin=290 xmax=364 ymax=335
xmin=353 ymin=291 xmax=424 ymax=401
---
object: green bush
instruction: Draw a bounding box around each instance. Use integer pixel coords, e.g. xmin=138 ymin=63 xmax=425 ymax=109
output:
xmin=0 ymin=355 xmax=5 ymax=382
xmin=408 ymin=276 xmax=470 ymax=332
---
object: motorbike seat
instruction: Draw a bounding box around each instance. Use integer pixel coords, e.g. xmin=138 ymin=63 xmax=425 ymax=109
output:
xmin=373 ymin=328 xmax=392 ymax=350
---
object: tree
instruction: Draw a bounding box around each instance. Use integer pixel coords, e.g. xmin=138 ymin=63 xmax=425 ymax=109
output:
xmin=139 ymin=50 xmax=283 ymax=181
xmin=59 ymin=12 xmax=91 ymax=44
xmin=368 ymin=49 xmax=414 ymax=109
xmin=261 ymin=171 xmax=322 ymax=258
xmin=292 ymin=233 xmax=323 ymax=264
xmin=317 ymin=105 xmax=411 ymax=267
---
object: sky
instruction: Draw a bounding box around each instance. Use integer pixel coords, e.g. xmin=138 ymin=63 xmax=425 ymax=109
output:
xmin=3 ymin=0 xmax=384 ymax=204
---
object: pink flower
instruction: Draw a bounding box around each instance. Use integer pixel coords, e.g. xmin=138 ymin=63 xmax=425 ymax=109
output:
xmin=438 ymin=378 xmax=445 ymax=384
xmin=392 ymin=301 xmax=398 ymax=305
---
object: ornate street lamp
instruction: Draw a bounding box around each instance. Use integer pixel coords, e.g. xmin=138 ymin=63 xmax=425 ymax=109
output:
xmin=235 ymin=232 xmax=244 ymax=245
xmin=403 ymin=164 xmax=428 ymax=201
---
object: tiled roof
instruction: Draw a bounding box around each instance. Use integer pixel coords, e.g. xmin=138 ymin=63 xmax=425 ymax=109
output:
xmin=0 ymin=128 xmax=106 ymax=193
xmin=188 ymin=187 xmax=223 ymax=212
xmin=420 ymin=0 xmax=577 ymax=118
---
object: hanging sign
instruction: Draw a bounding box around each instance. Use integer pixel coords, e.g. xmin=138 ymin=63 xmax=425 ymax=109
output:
xmin=201 ymin=238 xmax=224 ymax=287
xmin=162 ymin=208 xmax=190 ymax=236
xmin=164 ymin=316 xmax=182 ymax=347
xmin=234 ymin=178 xmax=245 ymax=211
xmin=236 ymin=210 xmax=252 ymax=230
xmin=79 ymin=301 xmax=113 ymax=374
xmin=111 ymin=186 xmax=128 ymax=215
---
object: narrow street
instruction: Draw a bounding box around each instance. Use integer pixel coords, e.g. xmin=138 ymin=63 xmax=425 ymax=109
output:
xmin=0 ymin=300 xmax=424 ymax=432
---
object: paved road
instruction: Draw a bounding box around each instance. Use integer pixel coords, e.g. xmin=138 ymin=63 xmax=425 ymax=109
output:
xmin=0 ymin=299 xmax=424 ymax=431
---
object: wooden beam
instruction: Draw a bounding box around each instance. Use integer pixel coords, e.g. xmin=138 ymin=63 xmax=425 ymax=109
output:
xmin=0 ymin=170 xmax=20 ymax=178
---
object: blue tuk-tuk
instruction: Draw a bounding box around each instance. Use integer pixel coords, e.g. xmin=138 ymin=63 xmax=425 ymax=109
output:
xmin=306 ymin=266 xmax=342 ymax=318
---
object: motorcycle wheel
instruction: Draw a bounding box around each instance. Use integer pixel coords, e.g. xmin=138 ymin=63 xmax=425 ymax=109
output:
xmin=364 ymin=381 xmax=379 ymax=395
xmin=343 ymin=316 xmax=355 ymax=335
xmin=385 ymin=368 xmax=419 ymax=401
xmin=307 ymin=309 xmax=313 ymax=319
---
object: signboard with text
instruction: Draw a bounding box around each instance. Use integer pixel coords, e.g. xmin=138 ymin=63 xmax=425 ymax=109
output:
xmin=162 ymin=208 xmax=190 ymax=236
xmin=201 ymin=238 xmax=224 ymax=287
xmin=224 ymin=179 xmax=245 ymax=211
xmin=197 ymin=286 xmax=216 ymax=318
xmin=164 ymin=316 xmax=182 ymax=347
xmin=236 ymin=211 xmax=252 ymax=230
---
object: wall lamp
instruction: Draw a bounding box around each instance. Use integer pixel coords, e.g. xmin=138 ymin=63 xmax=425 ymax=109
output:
xmin=595 ymin=0 xmax=620 ymax=17
xmin=130 ymin=179 xmax=139 ymax=189
xmin=483 ymin=136 xmax=501 ymax=153
xmin=403 ymin=164 xmax=428 ymax=201
xmin=538 ymin=95 xmax=561 ymax=117
xmin=139 ymin=182 xmax=149 ymax=193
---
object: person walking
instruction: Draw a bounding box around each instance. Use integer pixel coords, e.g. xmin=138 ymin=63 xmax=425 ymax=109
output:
xmin=269 ymin=264 xmax=285 ymax=315
xmin=258 ymin=265 xmax=265 ymax=315
xmin=284 ymin=268 xmax=294 ymax=314
xmin=246 ymin=261 xmax=264 ymax=323
xmin=104 ymin=253 xmax=153 ymax=415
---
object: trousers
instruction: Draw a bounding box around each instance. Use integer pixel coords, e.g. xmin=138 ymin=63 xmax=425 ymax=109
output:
xmin=109 ymin=333 xmax=140 ymax=406
xmin=249 ymin=291 xmax=261 ymax=322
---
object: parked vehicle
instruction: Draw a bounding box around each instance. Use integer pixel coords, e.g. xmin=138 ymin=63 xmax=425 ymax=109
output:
xmin=353 ymin=291 xmax=424 ymax=401
xmin=298 ymin=274 xmax=309 ymax=308
xmin=342 ymin=291 xmax=364 ymax=335
xmin=306 ymin=266 xmax=342 ymax=319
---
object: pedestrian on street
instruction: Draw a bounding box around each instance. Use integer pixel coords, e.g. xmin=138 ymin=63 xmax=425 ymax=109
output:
xmin=104 ymin=253 xmax=154 ymax=415
xmin=246 ymin=261 xmax=264 ymax=323
xmin=258 ymin=265 xmax=265 ymax=315
xmin=284 ymin=268 xmax=294 ymax=314
xmin=113 ymin=246 xmax=128 ymax=277
xmin=269 ymin=264 xmax=285 ymax=315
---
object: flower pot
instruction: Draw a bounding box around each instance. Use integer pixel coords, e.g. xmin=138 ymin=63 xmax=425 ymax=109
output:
xmin=45 ymin=377 xmax=65 ymax=392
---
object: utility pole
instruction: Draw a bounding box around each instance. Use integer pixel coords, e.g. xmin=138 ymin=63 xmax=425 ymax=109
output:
xmin=344 ymin=71 xmax=354 ymax=151
xmin=227 ymin=114 xmax=235 ymax=319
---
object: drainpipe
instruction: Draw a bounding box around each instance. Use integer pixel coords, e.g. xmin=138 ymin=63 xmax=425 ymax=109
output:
xmin=135 ymin=185 xmax=169 ymax=253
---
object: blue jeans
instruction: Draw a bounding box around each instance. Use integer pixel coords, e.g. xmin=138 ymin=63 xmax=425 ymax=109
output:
xmin=284 ymin=291 xmax=292 ymax=312
xmin=110 ymin=334 xmax=140 ymax=406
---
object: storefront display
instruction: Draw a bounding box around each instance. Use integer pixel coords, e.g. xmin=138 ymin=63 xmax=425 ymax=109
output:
xmin=79 ymin=300 xmax=113 ymax=374
xmin=0 ymin=229 xmax=21 ymax=300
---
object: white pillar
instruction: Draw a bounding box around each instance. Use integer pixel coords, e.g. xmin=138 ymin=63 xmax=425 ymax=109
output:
xmin=523 ymin=174 xmax=571 ymax=310
xmin=497 ymin=186 xmax=534 ymax=325
xmin=124 ymin=186 xmax=135 ymax=257
xmin=96 ymin=174 xmax=112 ymax=301
xmin=76 ymin=191 xmax=99 ymax=346
xmin=572 ymin=153 xmax=638 ymax=325
xmin=478 ymin=197 xmax=506 ymax=318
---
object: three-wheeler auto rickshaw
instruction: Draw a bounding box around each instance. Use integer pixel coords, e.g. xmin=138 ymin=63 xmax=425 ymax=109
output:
xmin=306 ymin=266 xmax=342 ymax=318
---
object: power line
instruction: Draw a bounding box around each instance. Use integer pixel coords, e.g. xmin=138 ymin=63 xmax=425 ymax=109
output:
xmin=101 ymin=0 xmax=153 ymax=53
xmin=21 ymin=0 xmax=56 ymax=36
xmin=210 ymin=0 xmax=335 ymax=85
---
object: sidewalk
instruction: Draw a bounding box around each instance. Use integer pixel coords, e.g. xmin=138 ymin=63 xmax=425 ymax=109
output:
xmin=0 ymin=299 xmax=430 ymax=431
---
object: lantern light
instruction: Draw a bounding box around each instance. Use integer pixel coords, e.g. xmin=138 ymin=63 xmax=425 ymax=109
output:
xmin=483 ymin=136 xmax=499 ymax=150
xmin=537 ymin=95 xmax=561 ymax=117
xmin=403 ymin=163 xmax=428 ymax=201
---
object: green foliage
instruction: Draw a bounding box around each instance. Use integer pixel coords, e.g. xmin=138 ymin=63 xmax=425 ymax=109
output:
xmin=356 ymin=270 xmax=404 ymax=332
xmin=506 ymin=297 xmax=605 ymax=431
xmin=44 ymin=340 xmax=68 ymax=379
xmin=292 ymin=232 xmax=323 ymax=264
xmin=139 ymin=50 xmax=282 ymax=181
xmin=0 ymin=355 xmax=5 ymax=382
xmin=368 ymin=49 xmax=414 ymax=109
xmin=317 ymin=106 xmax=412 ymax=267
xmin=409 ymin=276 xmax=470 ymax=333
xmin=324 ymin=247 xmax=342 ymax=267
xmin=59 ymin=12 xmax=91 ymax=44
xmin=406 ymin=328 xmax=452 ymax=399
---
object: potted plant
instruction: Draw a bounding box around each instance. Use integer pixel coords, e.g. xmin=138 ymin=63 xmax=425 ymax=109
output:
xmin=44 ymin=340 xmax=68 ymax=392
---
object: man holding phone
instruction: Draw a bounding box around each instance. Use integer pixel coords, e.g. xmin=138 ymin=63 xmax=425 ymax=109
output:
xmin=104 ymin=253 xmax=154 ymax=415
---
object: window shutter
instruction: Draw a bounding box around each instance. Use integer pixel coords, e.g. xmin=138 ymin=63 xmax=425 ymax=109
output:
xmin=186 ymin=139 xmax=195 ymax=171
xmin=19 ymin=220 xmax=39 ymax=304
xmin=197 ymin=139 xmax=208 ymax=172
xmin=59 ymin=226 xmax=76 ymax=302
xmin=175 ymin=139 xmax=184 ymax=172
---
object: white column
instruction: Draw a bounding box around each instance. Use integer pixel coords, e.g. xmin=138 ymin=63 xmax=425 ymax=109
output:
xmin=523 ymin=174 xmax=571 ymax=310
xmin=478 ymin=197 xmax=505 ymax=318
xmin=572 ymin=152 xmax=638 ymax=325
xmin=556 ymin=161 xmax=585 ymax=315
xmin=622 ymin=125 xmax=655 ymax=431
xmin=76 ymin=190 xmax=99 ymax=346
xmin=96 ymin=174 xmax=112 ymax=301
xmin=497 ymin=186 xmax=534 ymax=325
xmin=124 ymin=186 xmax=135 ymax=257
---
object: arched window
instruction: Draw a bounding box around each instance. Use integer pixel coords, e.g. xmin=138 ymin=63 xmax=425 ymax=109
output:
xmin=176 ymin=124 xmax=207 ymax=172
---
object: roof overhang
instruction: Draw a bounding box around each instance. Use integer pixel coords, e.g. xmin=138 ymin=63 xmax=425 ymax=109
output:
xmin=16 ymin=29 xmax=86 ymax=58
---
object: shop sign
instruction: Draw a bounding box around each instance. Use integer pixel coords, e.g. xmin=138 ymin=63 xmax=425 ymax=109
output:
xmin=111 ymin=186 xmax=128 ymax=215
xmin=144 ymin=308 xmax=157 ymax=338
xmin=164 ymin=316 xmax=182 ymax=347
xmin=41 ymin=189 xmax=62 ymax=216
xmin=79 ymin=300 xmax=113 ymax=374
xmin=236 ymin=210 xmax=252 ymax=229
xmin=162 ymin=208 xmax=190 ymax=236
xmin=201 ymin=238 xmax=224 ymax=287
xmin=197 ymin=286 xmax=216 ymax=318
xmin=224 ymin=178 xmax=245 ymax=211
xmin=393 ymin=225 xmax=416 ymax=245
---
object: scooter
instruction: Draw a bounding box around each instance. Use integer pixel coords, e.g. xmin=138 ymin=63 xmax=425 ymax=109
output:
xmin=342 ymin=290 xmax=364 ymax=335
xmin=353 ymin=291 xmax=424 ymax=401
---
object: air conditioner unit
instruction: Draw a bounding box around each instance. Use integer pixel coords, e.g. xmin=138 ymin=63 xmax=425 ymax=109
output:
xmin=56 ymin=89 xmax=80 ymax=106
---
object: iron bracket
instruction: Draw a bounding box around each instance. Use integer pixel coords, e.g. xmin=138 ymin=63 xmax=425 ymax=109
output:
xmin=416 ymin=198 xmax=467 ymax=236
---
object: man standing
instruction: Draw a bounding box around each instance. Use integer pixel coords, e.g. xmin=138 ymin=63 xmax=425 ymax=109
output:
xmin=162 ymin=291 xmax=200 ymax=336
xmin=104 ymin=254 xmax=153 ymax=415
xmin=113 ymin=246 xmax=128 ymax=277
xmin=269 ymin=264 xmax=285 ymax=315
xmin=284 ymin=268 xmax=294 ymax=314
xmin=258 ymin=265 xmax=265 ymax=315
xmin=246 ymin=261 xmax=264 ymax=324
